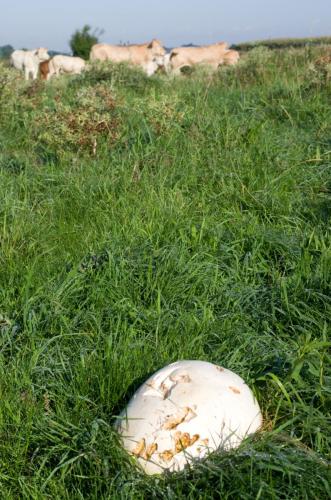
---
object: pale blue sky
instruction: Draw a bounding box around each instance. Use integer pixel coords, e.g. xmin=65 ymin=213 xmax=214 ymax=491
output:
xmin=1 ymin=0 xmax=330 ymax=51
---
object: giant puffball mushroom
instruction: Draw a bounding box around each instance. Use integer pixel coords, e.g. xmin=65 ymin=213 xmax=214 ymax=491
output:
xmin=116 ymin=360 xmax=262 ymax=475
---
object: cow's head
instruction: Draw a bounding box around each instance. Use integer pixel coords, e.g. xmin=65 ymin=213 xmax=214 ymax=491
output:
xmin=147 ymin=39 xmax=166 ymax=66
xmin=217 ymin=42 xmax=229 ymax=51
xmin=35 ymin=47 xmax=50 ymax=61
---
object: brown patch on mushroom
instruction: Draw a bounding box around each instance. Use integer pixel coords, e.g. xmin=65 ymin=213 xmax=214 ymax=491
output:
xmin=145 ymin=442 xmax=158 ymax=460
xmin=162 ymin=406 xmax=197 ymax=430
xmin=132 ymin=439 xmax=158 ymax=461
xmin=216 ymin=366 xmax=225 ymax=372
xmin=185 ymin=406 xmax=197 ymax=423
xmin=190 ymin=434 xmax=200 ymax=446
xmin=229 ymin=386 xmax=241 ymax=394
xmin=175 ymin=432 xmax=191 ymax=453
xmin=144 ymin=381 xmax=160 ymax=396
xmin=169 ymin=373 xmax=191 ymax=384
xmin=159 ymin=450 xmax=174 ymax=462
xmin=132 ymin=438 xmax=146 ymax=457
xmin=163 ymin=409 xmax=188 ymax=430
xmin=144 ymin=377 xmax=177 ymax=399
xmin=159 ymin=372 xmax=192 ymax=399
xmin=174 ymin=432 xmax=200 ymax=453
xmin=160 ymin=382 xmax=171 ymax=399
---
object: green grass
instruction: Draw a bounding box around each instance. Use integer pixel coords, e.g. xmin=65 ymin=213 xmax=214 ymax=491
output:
xmin=233 ymin=36 xmax=331 ymax=51
xmin=0 ymin=48 xmax=330 ymax=499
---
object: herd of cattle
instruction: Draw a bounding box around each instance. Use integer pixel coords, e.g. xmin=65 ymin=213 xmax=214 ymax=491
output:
xmin=9 ymin=40 xmax=240 ymax=80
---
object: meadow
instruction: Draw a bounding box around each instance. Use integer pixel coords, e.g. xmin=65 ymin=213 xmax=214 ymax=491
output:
xmin=233 ymin=35 xmax=331 ymax=51
xmin=0 ymin=46 xmax=330 ymax=499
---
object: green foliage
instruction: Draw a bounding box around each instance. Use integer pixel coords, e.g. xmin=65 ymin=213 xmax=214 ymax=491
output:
xmin=233 ymin=35 xmax=331 ymax=51
xmin=0 ymin=46 xmax=330 ymax=498
xmin=69 ymin=24 xmax=101 ymax=60
xmin=0 ymin=44 xmax=13 ymax=59
xmin=71 ymin=61 xmax=161 ymax=94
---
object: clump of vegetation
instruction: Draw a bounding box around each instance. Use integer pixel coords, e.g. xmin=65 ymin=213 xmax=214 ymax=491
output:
xmin=233 ymin=35 xmax=331 ymax=51
xmin=0 ymin=45 xmax=330 ymax=498
xmin=0 ymin=44 xmax=13 ymax=59
xmin=69 ymin=24 xmax=103 ymax=60
xmin=72 ymin=61 xmax=161 ymax=94
xmin=314 ymin=53 xmax=331 ymax=80
xmin=31 ymin=83 xmax=120 ymax=156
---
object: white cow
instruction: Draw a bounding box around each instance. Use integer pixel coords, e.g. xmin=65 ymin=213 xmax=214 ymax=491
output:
xmin=169 ymin=43 xmax=230 ymax=74
xmin=160 ymin=53 xmax=171 ymax=74
xmin=10 ymin=48 xmax=49 ymax=80
xmin=223 ymin=49 xmax=240 ymax=66
xmin=48 ymin=55 xmax=86 ymax=77
xmin=90 ymin=39 xmax=166 ymax=76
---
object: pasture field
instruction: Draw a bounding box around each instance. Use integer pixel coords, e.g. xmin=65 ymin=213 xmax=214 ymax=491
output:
xmin=0 ymin=46 xmax=330 ymax=499
xmin=234 ymin=35 xmax=331 ymax=51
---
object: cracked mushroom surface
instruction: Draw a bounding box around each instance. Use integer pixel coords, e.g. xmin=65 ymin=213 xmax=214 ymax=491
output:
xmin=116 ymin=360 xmax=262 ymax=475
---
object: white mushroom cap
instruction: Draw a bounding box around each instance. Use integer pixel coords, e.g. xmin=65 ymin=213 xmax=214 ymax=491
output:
xmin=116 ymin=360 xmax=262 ymax=475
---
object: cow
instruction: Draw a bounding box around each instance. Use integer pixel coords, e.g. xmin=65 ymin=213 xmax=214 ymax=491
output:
xmin=90 ymin=39 xmax=166 ymax=76
xmin=48 ymin=55 xmax=86 ymax=77
xmin=160 ymin=53 xmax=171 ymax=74
xmin=39 ymin=59 xmax=51 ymax=80
xmin=10 ymin=48 xmax=49 ymax=80
xmin=168 ymin=42 xmax=230 ymax=74
xmin=223 ymin=49 xmax=240 ymax=66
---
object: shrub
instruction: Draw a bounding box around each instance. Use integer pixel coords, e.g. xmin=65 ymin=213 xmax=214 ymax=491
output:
xmin=73 ymin=61 xmax=163 ymax=95
xmin=69 ymin=25 xmax=102 ymax=60
xmin=0 ymin=44 xmax=13 ymax=59
xmin=31 ymin=83 xmax=120 ymax=156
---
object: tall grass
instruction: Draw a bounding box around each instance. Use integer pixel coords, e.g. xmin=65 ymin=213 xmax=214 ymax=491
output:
xmin=0 ymin=47 xmax=330 ymax=498
xmin=233 ymin=36 xmax=331 ymax=51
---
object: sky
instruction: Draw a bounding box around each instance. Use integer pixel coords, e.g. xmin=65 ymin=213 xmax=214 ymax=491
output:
xmin=1 ymin=0 xmax=330 ymax=52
